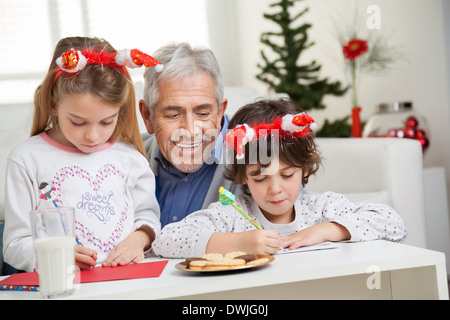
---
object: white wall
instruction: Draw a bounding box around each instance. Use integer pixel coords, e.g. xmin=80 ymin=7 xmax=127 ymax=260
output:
xmin=212 ymin=0 xmax=450 ymax=210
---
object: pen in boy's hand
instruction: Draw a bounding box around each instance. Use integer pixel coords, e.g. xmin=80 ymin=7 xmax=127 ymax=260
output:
xmin=219 ymin=187 xmax=263 ymax=230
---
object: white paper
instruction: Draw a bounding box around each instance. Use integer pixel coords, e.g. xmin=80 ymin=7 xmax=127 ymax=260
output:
xmin=276 ymin=241 xmax=340 ymax=255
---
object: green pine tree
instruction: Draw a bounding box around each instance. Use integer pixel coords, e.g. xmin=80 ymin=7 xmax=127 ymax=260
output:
xmin=256 ymin=0 xmax=347 ymax=111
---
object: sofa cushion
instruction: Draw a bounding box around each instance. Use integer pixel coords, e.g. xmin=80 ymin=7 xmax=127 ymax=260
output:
xmin=0 ymin=104 xmax=33 ymax=221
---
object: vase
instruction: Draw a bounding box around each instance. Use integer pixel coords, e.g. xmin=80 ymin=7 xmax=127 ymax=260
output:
xmin=351 ymin=106 xmax=362 ymax=138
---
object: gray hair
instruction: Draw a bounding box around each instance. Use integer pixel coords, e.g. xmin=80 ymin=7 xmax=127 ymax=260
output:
xmin=142 ymin=42 xmax=224 ymax=115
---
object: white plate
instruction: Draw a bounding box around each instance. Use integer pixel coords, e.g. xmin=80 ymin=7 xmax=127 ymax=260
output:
xmin=175 ymin=254 xmax=274 ymax=272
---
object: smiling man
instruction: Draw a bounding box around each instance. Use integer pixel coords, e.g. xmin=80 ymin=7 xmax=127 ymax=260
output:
xmin=139 ymin=43 xmax=241 ymax=227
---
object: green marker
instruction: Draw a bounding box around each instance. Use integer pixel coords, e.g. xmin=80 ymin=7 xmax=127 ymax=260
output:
xmin=219 ymin=186 xmax=263 ymax=229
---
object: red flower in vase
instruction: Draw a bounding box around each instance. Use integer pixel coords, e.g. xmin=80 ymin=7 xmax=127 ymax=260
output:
xmin=343 ymin=39 xmax=368 ymax=60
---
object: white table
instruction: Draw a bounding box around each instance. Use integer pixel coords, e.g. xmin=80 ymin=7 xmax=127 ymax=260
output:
xmin=0 ymin=240 xmax=448 ymax=300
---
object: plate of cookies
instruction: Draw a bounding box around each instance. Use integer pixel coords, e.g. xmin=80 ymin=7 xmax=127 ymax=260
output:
xmin=175 ymin=252 xmax=274 ymax=272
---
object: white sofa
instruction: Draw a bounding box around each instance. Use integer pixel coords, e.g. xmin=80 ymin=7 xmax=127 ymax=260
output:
xmin=309 ymin=138 xmax=427 ymax=248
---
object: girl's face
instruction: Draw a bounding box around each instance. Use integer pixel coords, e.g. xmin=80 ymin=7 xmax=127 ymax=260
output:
xmin=245 ymin=159 xmax=304 ymax=224
xmin=51 ymin=93 xmax=121 ymax=153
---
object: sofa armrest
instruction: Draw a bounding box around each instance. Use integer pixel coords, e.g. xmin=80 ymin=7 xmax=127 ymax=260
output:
xmin=308 ymin=138 xmax=427 ymax=248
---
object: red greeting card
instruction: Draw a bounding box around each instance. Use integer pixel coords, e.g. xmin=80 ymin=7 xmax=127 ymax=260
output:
xmin=0 ymin=260 xmax=168 ymax=289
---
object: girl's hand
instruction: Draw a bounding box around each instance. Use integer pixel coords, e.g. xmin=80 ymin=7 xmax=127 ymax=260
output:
xmin=207 ymin=230 xmax=282 ymax=255
xmin=281 ymin=222 xmax=350 ymax=250
xmin=102 ymin=228 xmax=154 ymax=267
xmin=75 ymin=245 xmax=97 ymax=270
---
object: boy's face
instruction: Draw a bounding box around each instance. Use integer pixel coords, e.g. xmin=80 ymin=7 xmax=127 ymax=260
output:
xmin=245 ymin=159 xmax=304 ymax=224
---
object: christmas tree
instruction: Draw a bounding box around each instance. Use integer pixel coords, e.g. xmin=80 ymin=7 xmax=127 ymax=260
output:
xmin=256 ymin=0 xmax=347 ymax=111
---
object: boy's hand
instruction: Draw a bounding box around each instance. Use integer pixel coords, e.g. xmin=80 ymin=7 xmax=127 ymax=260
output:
xmin=240 ymin=230 xmax=282 ymax=255
xmin=75 ymin=245 xmax=97 ymax=270
xmin=206 ymin=230 xmax=282 ymax=255
xmin=281 ymin=222 xmax=350 ymax=250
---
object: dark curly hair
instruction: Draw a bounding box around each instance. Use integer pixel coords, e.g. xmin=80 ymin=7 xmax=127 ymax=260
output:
xmin=224 ymin=98 xmax=321 ymax=195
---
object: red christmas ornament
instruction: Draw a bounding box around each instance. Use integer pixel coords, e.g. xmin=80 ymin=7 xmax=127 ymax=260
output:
xmin=385 ymin=129 xmax=398 ymax=137
xmin=420 ymin=137 xmax=430 ymax=150
xmin=382 ymin=116 xmax=429 ymax=152
xmin=416 ymin=129 xmax=426 ymax=138
xmin=403 ymin=127 xmax=416 ymax=139
xmin=405 ymin=116 xmax=419 ymax=129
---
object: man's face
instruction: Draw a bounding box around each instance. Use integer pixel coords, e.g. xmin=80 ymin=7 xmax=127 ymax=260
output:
xmin=140 ymin=72 xmax=227 ymax=173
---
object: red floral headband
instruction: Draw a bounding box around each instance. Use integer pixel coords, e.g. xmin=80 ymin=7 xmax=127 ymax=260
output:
xmin=225 ymin=112 xmax=318 ymax=159
xmin=54 ymin=48 xmax=163 ymax=84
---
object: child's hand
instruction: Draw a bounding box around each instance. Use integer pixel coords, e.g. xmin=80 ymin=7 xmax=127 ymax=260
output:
xmin=102 ymin=229 xmax=153 ymax=267
xmin=241 ymin=230 xmax=282 ymax=255
xmin=75 ymin=245 xmax=97 ymax=270
xmin=281 ymin=222 xmax=350 ymax=250
xmin=206 ymin=230 xmax=282 ymax=255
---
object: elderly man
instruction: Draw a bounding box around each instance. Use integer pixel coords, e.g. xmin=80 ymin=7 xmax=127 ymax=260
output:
xmin=139 ymin=42 xmax=240 ymax=228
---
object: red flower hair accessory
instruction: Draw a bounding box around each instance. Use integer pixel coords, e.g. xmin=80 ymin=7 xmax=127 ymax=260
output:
xmin=343 ymin=39 xmax=368 ymax=60
xmin=54 ymin=48 xmax=163 ymax=83
xmin=226 ymin=112 xmax=318 ymax=159
xmin=56 ymin=49 xmax=87 ymax=73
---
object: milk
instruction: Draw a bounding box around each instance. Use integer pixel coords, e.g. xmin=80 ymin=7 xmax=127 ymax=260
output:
xmin=33 ymin=236 xmax=76 ymax=298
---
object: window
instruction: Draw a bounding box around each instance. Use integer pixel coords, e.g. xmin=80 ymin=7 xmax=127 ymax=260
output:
xmin=0 ymin=0 xmax=209 ymax=107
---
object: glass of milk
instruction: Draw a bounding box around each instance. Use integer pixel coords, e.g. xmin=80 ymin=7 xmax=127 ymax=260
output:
xmin=30 ymin=207 xmax=76 ymax=299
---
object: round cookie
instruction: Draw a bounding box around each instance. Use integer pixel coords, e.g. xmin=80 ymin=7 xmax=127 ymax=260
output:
xmin=247 ymin=258 xmax=270 ymax=266
xmin=201 ymin=253 xmax=224 ymax=261
xmin=206 ymin=258 xmax=246 ymax=267
xmin=185 ymin=257 xmax=207 ymax=268
xmin=189 ymin=260 xmax=209 ymax=270
xmin=224 ymin=251 xmax=247 ymax=259
xmin=235 ymin=254 xmax=258 ymax=263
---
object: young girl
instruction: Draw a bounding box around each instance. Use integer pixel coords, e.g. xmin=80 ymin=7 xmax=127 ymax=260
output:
xmin=3 ymin=36 xmax=162 ymax=272
xmin=152 ymin=98 xmax=407 ymax=258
